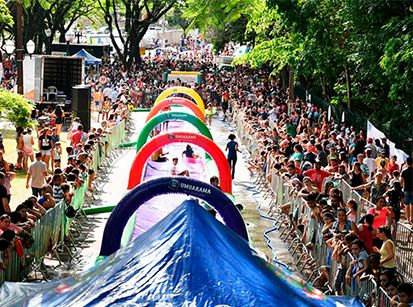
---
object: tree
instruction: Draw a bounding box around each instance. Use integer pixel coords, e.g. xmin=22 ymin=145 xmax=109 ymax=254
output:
xmin=184 ymin=0 xmax=257 ymax=51
xmin=97 ymin=0 xmax=177 ymax=68
xmin=166 ymin=3 xmax=192 ymax=35
xmin=0 ymin=0 xmax=13 ymax=31
xmin=0 ymin=90 xmax=34 ymax=128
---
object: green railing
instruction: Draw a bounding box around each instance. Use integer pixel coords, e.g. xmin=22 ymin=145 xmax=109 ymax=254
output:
xmin=0 ymin=119 xmax=127 ymax=285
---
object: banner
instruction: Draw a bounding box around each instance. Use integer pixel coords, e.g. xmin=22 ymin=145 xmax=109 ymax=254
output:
xmin=367 ymin=120 xmax=409 ymax=165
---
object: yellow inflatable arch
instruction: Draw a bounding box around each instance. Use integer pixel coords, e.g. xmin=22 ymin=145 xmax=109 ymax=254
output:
xmin=154 ymin=86 xmax=205 ymax=114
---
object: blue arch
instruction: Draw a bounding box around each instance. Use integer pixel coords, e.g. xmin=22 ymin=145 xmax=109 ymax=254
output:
xmin=99 ymin=177 xmax=248 ymax=256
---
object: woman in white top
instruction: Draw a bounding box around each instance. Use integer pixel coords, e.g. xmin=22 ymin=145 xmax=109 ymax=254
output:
xmin=22 ymin=129 xmax=34 ymax=171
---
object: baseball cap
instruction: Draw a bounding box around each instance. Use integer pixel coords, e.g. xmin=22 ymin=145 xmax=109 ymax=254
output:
xmin=367 ymin=137 xmax=373 ymax=143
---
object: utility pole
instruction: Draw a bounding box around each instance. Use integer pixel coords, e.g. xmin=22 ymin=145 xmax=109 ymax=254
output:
xmin=16 ymin=1 xmax=23 ymax=94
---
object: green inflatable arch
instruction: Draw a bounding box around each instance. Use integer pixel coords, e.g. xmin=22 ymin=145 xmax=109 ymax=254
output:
xmin=136 ymin=111 xmax=213 ymax=153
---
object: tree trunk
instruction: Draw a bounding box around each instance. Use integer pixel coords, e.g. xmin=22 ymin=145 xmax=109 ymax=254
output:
xmin=320 ymin=73 xmax=327 ymax=99
xmin=344 ymin=64 xmax=352 ymax=110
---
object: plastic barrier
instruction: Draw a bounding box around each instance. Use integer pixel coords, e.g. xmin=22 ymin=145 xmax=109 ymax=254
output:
xmin=99 ymin=177 xmax=248 ymax=256
xmin=0 ymin=120 xmax=128 ymax=286
xmin=136 ymin=111 xmax=213 ymax=153
xmin=154 ymin=86 xmax=205 ymax=114
xmin=232 ymin=109 xmax=405 ymax=302
xmin=146 ymin=98 xmax=206 ymax=122
xmin=127 ymin=132 xmax=232 ymax=194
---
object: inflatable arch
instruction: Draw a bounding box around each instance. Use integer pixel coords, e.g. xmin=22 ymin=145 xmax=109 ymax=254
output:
xmin=128 ymin=132 xmax=232 ymax=194
xmin=136 ymin=111 xmax=213 ymax=153
xmin=99 ymin=177 xmax=248 ymax=256
xmin=155 ymin=86 xmax=205 ymax=114
xmin=147 ymin=98 xmax=206 ymax=123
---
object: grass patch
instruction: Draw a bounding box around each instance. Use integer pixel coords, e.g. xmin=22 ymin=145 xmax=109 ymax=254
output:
xmin=1 ymin=129 xmax=70 ymax=210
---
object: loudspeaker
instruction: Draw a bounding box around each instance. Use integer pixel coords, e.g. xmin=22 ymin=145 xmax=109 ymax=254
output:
xmin=72 ymin=85 xmax=91 ymax=132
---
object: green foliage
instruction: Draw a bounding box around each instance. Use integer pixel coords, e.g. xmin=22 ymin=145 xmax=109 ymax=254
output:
xmin=0 ymin=91 xmax=34 ymax=128
xmin=166 ymin=3 xmax=192 ymax=33
xmin=0 ymin=0 xmax=13 ymax=28
xmin=184 ymin=0 xmax=258 ymax=51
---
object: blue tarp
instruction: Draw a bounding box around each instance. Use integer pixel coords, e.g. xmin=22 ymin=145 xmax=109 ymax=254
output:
xmin=0 ymin=201 xmax=363 ymax=306
xmin=73 ymin=49 xmax=101 ymax=65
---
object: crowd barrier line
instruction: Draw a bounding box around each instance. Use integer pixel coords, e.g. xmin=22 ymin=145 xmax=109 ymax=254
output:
xmin=0 ymin=119 xmax=128 ymax=285
xmin=232 ymin=110 xmax=396 ymax=303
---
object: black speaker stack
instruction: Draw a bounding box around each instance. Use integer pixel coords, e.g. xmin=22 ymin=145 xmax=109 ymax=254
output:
xmin=72 ymin=85 xmax=91 ymax=132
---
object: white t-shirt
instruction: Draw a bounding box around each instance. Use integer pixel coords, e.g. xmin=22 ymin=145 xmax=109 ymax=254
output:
xmin=23 ymin=134 xmax=33 ymax=150
xmin=364 ymin=157 xmax=376 ymax=181
xmin=29 ymin=160 xmax=47 ymax=188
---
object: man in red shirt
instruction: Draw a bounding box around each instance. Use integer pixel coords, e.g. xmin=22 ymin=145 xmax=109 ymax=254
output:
xmin=70 ymin=125 xmax=85 ymax=147
xmin=303 ymin=160 xmax=332 ymax=192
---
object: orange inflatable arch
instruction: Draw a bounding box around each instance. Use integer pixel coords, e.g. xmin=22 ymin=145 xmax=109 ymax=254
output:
xmin=128 ymin=132 xmax=232 ymax=194
xmin=146 ymin=98 xmax=206 ymax=123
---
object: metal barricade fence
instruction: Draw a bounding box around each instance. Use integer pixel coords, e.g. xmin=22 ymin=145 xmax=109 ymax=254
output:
xmin=233 ymin=111 xmax=374 ymax=297
xmin=0 ymin=120 xmax=128 ymax=286
xmin=336 ymin=178 xmax=413 ymax=282
xmin=395 ymin=223 xmax=413 ymax=281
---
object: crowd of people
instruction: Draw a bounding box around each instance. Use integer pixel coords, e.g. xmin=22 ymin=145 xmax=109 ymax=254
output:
xmin=208 ymin=64 xmax=412 ymax=304
xmin=84 ymin=46 xmax=412 ymax=304
xmin=0 ymin=75 xmax=131 ymax=273
xmin=0 ymin=39 xmax=412 ymax=304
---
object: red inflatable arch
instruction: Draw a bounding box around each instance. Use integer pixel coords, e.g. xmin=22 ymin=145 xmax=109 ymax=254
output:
xmin=128 ymin=132 xmax=232 ymax=193
xmin=146 ymin=98 xmax=206 ymax=123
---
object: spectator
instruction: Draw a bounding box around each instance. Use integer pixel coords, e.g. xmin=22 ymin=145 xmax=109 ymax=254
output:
xmin=303 ymin=160 xmax=332 ymax=192
xmin=70 ymin=124 xmax=86 ymax=147
xmin=346 ymin=200 xmax=358 ymax=223
xmin=352 ymin=214 xmax=376 ymax=254
xmin=391 ymin=283 xmax=413 ymax=307
xmin=26 ymin=152 xmax=48 ymax=197
xmin=374 ymin=226 xmax=396 ymax=274
xmin=352 ymin=172 xmax=388 ymax=204
xmin=332 ymin=208 xmax=352 ymax=232
xmin=0 ymin=150 xmax=10 ymax=173
xmin=0 ymin=172 xmax=10 ymax=214
xmin=38 ymin=185 xmax=56 ymax=210
xmin=401 ymin=157 xmax=413 ymax=223
xmin=346 ymin=239 xmax=369 ymax=286
xmin=367 ymin=197 xmax=394 ymax=229
xmin=385 ymin=280 xmax=399 ymax=298
xmin=22 ymin=129 xmax=35 ymax=172
xmin=385 ymin=181 xmax=403 ymax=236
xmin=15 ymin=127 xmax=24 ymax=170
xmin=388 ymin=155 xmax=400 ymax=179
xmin=38 ymin=128 xmax=54 ymax=171
xmin=0 ymin=132 xmax=4 ymax=153
xmin=363 ymin=148 xmax=376 ymax=181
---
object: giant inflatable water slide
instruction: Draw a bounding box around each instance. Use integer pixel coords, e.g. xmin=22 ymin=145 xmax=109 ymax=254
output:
xmin=0 ymin=87 xmax=363 ymax=306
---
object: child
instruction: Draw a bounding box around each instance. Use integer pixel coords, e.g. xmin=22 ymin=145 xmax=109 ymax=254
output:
xmin=54 ymin=142 xmax=62 ymax=169
xmin=391 ymin=283 xmax=413 ymax=307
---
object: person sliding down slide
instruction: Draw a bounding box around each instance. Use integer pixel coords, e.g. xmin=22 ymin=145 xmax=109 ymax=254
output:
xmin=182 ymin=145 xmax=199 ymax=160
xmin=170 ymin=158 xmax=189 ymax=176
xmin=151 ymin=147 xmax=169 ymax=162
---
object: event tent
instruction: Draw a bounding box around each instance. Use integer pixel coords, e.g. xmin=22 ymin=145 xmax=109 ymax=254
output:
xmin=0 ymin=200 xmax=362 ymax=306
xmin=73 ymin=49 xmax=102 ymax=65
